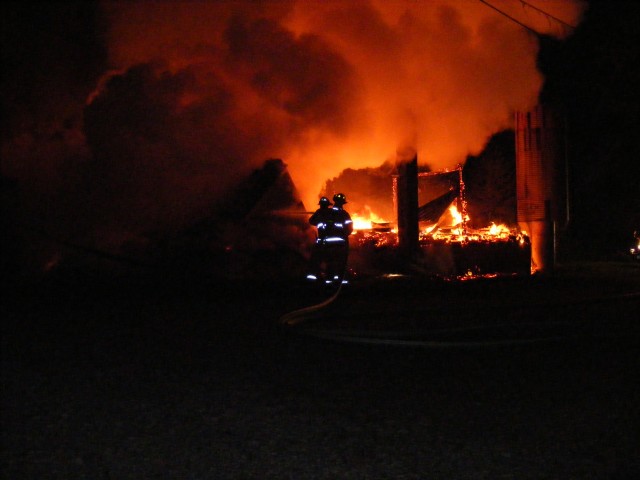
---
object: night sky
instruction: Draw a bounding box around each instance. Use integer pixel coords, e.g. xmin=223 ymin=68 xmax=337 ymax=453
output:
xmin=2 ymin=0 xmax=639 ymax=281
xmin=537 ymin=0 xmax=640 ymax=254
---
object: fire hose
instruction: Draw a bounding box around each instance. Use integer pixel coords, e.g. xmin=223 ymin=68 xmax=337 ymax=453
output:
xmin=278 ymin=281 xmax=344 ymax=327
xmin=279 ymin=245 xmax=350 ymax=326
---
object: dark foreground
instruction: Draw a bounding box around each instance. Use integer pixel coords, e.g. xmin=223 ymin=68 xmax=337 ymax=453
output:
xmin=2 ymin=262 xmax=640 ymax=479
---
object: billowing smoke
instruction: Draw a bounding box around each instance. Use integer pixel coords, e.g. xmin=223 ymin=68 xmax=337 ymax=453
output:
xmin=2 ymin=0 xmax=585 ymax=266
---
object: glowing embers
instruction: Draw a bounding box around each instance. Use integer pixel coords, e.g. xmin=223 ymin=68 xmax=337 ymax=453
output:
xmin=352 ymin=230 xmax=399 ymax=248
xmin=419 ymin=232 xmax=532 ymax=279
xmin=418 ymin=204 xmax=528 ymax=245
xmin=421 ymin=223 xmax=528 ymax=244
xmin=350 ymin=210 xmax=531 ymax=279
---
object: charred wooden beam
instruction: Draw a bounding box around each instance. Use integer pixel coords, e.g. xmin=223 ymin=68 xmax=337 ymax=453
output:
xmin=396 ymin=150 xmax=419 ymax=260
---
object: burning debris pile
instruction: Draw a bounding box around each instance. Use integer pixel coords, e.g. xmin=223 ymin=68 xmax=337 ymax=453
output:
xmin=347 ymin=164 xmax=531 ymax=279
xmin=350 ymin=212 xmax=531 ymax=279
xmin=417 ymin=214 xmax=532 ymax=279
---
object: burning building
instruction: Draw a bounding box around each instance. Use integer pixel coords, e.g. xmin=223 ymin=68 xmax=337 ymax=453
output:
xmin=1 ymin=1 xmax=587 ymax=282
xmin=347 ymin=150 xmax=532 ymax=280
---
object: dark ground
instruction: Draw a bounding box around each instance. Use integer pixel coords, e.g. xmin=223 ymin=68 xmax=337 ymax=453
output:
xmin=2 ymin=261 xmax=640 ymax=479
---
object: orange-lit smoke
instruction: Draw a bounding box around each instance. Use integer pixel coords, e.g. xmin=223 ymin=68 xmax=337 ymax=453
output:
xmin=101 ymin=0 xmax=584 ymax=212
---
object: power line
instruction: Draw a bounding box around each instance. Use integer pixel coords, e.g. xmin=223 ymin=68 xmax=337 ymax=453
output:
xmin=517 ymin=0 xmax=576 ymax=30
xmin=479 ymin=0 xmax=577 ymax=37
xmin=478 ymin=0 xmax=541 ymax=36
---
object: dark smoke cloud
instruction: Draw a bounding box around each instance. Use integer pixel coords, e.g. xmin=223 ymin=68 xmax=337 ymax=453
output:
xmin=76 ymin=11 xmax=362 ymax=243
xmin=224 ymin=14 xmax=359 ymax=133
xmin=1 ymin=4 xmax=104 ymax=231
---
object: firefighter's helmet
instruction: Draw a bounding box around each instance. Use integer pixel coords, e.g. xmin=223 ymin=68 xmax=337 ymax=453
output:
xmin=318 ymin=196 xmax=331 ymax=207
xmin=333 ymin=193 xmax=347 ymax=205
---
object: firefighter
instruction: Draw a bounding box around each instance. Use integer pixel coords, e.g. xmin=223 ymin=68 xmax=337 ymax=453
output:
xmin=325 ymin=193 xmax=353 ymax=285
xmin=306 ymin=196 xmax=333 ymax=282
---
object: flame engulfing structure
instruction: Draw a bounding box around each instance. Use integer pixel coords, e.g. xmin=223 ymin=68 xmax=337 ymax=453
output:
xmin=349 ymin=165 xmax=532 ymax=279
xmin=2 ymin=1 xmax=584 ymax=277
xmin=351 ymin=221 xmax=531 ymax=279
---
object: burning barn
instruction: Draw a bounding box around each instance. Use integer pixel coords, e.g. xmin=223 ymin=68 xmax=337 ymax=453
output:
xmin=343 ymin=104 xmax=568 ymax=281
xmin=348 ymin=153 xmax=531 ymax=280
xmin=153 ymin=106 xmax=560 ymax=283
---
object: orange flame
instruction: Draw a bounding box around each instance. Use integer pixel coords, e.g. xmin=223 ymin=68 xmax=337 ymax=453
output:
xmin=352 ymin=205 xmax=391 ymax=232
